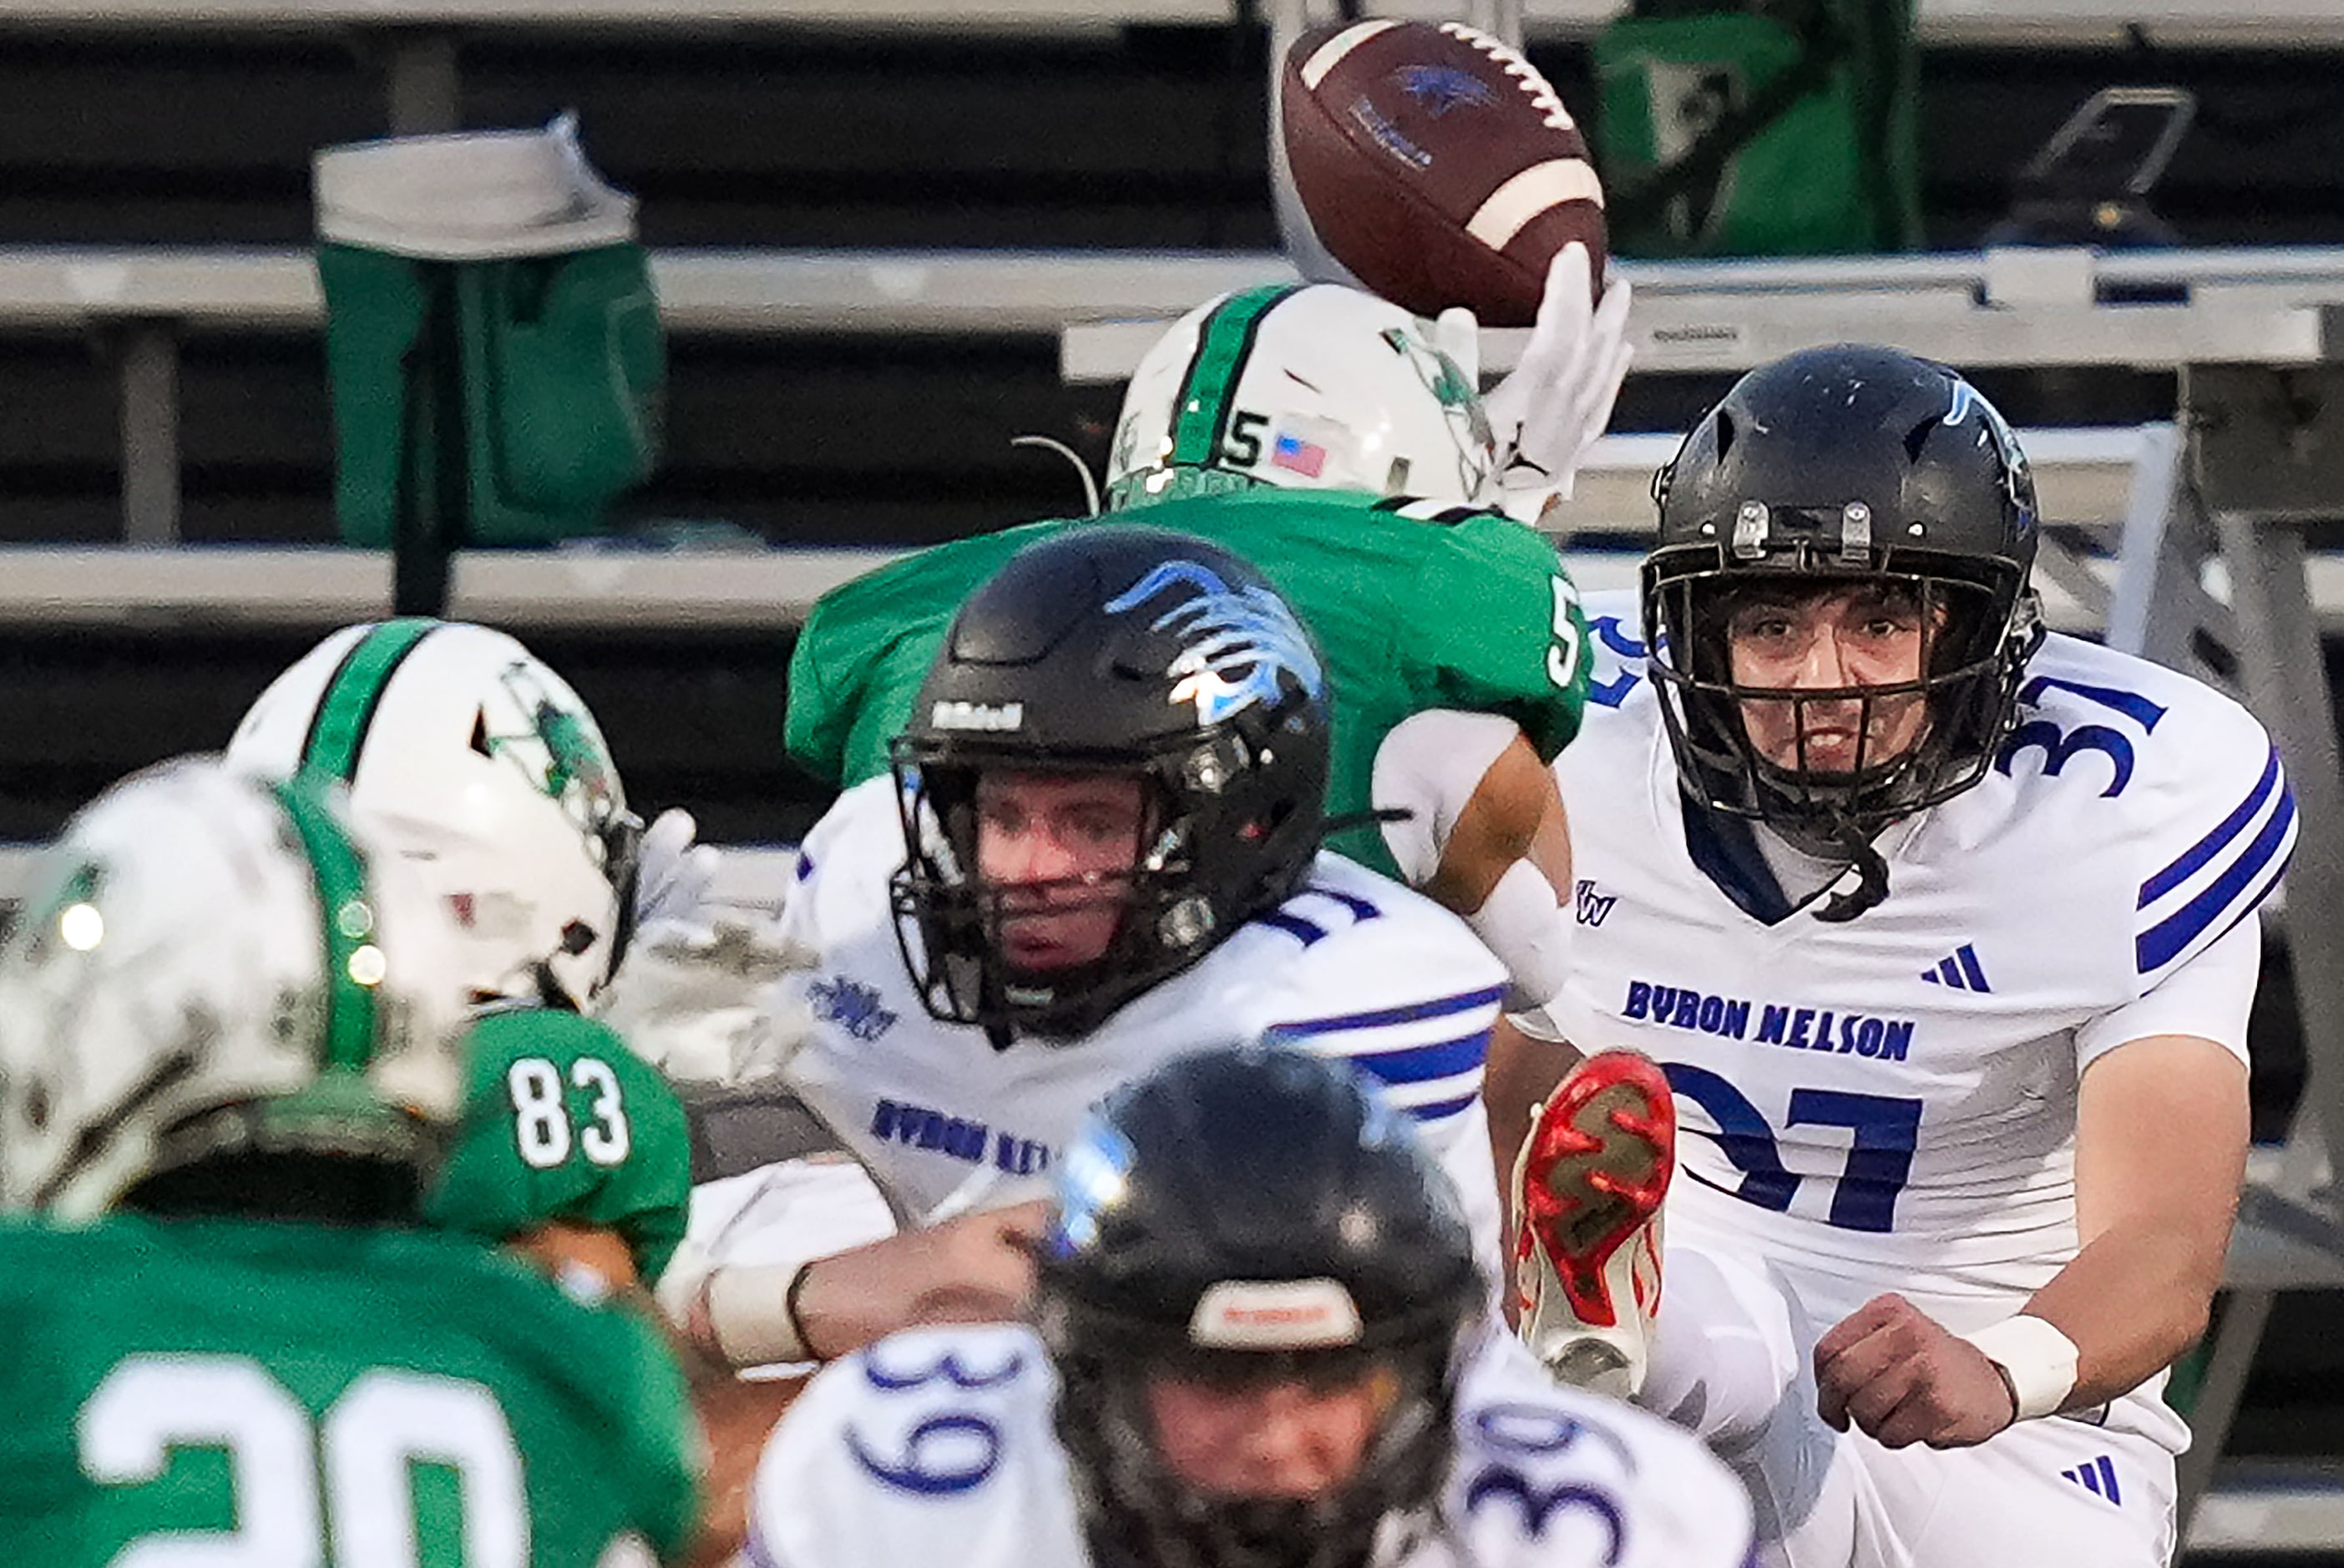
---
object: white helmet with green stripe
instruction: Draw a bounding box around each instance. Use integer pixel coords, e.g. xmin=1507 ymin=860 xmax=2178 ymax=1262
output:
xmin=225 ymin=620 xmax=640 ymax=1011
xmin=0 ymin=758 xmax=468 ymax=1220
xmin=1105 ymin=282 xmax=1498 ymax=512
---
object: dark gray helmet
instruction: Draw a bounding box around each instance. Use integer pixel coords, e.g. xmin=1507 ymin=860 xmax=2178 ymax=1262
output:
xmin=888 ymin=525 xmax=1329 ymax=1041
xmin=1642 ymin=345 xmax=2043 ymax=902
xmin=1035 ymin=1044 xmax=1481 ymax=1568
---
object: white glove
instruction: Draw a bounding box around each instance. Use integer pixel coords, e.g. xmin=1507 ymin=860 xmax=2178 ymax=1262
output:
xmin=596 ymin=914 xmax=815 ymax=1086
xmin=631 ymin=807 xmax=725 ymax=935
xmin=1482 ymin=242 xmax=1634 ymax=525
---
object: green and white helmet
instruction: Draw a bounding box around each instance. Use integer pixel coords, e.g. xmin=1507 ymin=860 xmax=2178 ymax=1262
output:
xmin=0 ymin=758 xmax=468 ymax=1220
xmin=226 ymin=619 xmax=640 ymax=1010
xmin=1105 ymin=282 xmax=1498 ymax=512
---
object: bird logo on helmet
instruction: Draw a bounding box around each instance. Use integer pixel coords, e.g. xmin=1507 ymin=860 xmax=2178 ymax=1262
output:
xmin=486 ymin=663 xmax=628 ymax=851
xmin=1104 ymin=559 xmax=1326 ymax=726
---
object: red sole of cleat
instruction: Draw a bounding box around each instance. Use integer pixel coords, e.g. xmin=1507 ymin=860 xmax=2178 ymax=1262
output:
xmin=1516 ymin=1053 xmax=1674 ymax=1328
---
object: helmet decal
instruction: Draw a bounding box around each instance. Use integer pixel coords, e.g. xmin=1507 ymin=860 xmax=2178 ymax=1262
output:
xmin=484 ymin=662 xmax=624 ymax=847
xmin=1167 ymin=285 xmax=1305 ymax=468
xmin=1049 ymin=1118 xmax=1137 ymax=1256
xmin=1104 ymin=559 xmax=1326 ymax=724
xmin=301 ymin=617 xmax=441 ymax=781
xmin=1943 ymin=375 xmax=2036 ymax=533
xmin=270 ymin=776 xmax=385 ymax=1075
xmin=1382 ymin=325 xmax=1496 ymax=496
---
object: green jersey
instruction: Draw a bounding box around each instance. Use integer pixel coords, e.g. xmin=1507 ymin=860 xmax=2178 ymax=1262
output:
xmin=426 ymin=1005 xmax=691 ymax=1286
xmin=0 ymin=1216 xmax=699 ymax=1565
xmin=785 ymin=488 xmax=1587 ymax=876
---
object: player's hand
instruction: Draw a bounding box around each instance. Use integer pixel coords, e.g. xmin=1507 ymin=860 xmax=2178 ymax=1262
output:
xmin=634 ymin=807 xmax=725 ymax=934
xmin=596 ymin=914 xmax=815 ymax=1085
xmin=1482 ymin=242 xmax=1633 ymax=524
xmin=795 ymin=1199 xmax=1052 ymax=1361
xmin=1814 ymin=1292 xmax=2018 ymax=1449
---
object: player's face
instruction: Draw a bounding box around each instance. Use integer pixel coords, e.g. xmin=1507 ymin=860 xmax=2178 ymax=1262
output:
xmin=1725 ymin=582 xmax=1938 ymax=774
xmin=975 ymin=771 xmax=1147 ymax=971
xmin=1144 ymin=1365 xmax=1395 ymax=1500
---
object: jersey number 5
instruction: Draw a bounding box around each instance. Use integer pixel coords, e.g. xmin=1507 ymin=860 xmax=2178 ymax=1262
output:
xmin=79 ymin=1355 xmax=527 ymax=1567
xmin=1547 ymin=576 xmax=1584 ymax=691
xmin=509 ymin=1055 xmax=631 ymax=1170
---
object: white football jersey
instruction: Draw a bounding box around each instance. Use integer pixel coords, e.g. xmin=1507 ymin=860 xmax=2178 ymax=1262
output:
xmin=774 ymin=778 xmax=1511 ymax=1259
xmin=747 ymin=1323 xmax=1756 ymax=1568
xmin=1552 ymin=592 xmax=2291 ymax=1453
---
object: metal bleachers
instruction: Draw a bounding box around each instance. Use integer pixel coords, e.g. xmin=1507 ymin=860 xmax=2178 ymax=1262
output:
xmin=4 ymin=1 xmax=2344 ymax=1555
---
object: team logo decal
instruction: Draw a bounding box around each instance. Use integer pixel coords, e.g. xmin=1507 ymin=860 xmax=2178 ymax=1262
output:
xmin=1381 ymin=326 xmax=1496 ymax=498
xmin=1394 ymin=64 xmax=1499 ymax=116
xmin=480 ymin=663 xmax=625 ymax=850
xmin=809 ymin=974 xmax=898 ymax=1043
xmin=1945 ymin=377 xmax=2035 ymax=532
xmin=1105 ymin=559 xmax=1326 ymax=723
xmin=1047 ymin=1119 xmax=1137 ymax=1255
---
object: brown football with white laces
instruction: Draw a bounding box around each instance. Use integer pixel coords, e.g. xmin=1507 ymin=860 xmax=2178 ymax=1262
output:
xmin=1282 ymin=18 xmax=1607 ymax=325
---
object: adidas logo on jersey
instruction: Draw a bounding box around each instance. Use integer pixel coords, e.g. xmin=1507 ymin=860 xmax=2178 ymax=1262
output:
xmin=2060 ymin=1454 xmax=2123 ymax=1506
xmin=1920 ymin=943 xmax=1992 ymax=993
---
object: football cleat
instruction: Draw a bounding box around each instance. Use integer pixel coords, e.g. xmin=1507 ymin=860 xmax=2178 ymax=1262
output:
xmin=1511 ymin=1049 xmax=1674 ymax=1399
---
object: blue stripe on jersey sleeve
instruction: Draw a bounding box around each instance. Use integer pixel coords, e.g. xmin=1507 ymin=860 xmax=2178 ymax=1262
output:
xmin=2139 ymin=745 xmax=2281 ymax=908
xmin=1271 ymin=985 xmax=1509 ymax=1035
xmin=1258 ymin=910 xmax=1329 ymax=947
xmin=1307 ymin=887 xmax=1382 ymax=923
xmin=2137 ymin=783 xmax=2296 ymax=973
xmin=1400 ymin=1090 xmax=1481 ymax=1122
xmin=1344 ymin=1029 xmax=1490 ymax=1085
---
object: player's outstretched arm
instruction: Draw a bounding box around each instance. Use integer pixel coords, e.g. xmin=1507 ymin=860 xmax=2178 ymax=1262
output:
xmin=1376 ymin=717 xmax=1576 ymax=1014
xmin=1482 ymin=241 xmax=1634 ymax=524
xmin=685 ymin=1200 xmax=1050 ymax=1368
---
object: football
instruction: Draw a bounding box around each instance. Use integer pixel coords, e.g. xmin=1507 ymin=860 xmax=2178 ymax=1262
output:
xmin=1281 ymin=19 xmax=1607 ymax=326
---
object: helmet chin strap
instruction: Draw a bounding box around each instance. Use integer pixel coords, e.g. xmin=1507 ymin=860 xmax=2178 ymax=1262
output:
xmin=1813 ymin=813 xmax=1891 ymax=923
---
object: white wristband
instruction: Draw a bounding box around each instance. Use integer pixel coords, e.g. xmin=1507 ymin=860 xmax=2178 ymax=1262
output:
xmin=1467 ymin=859 xmax=1573 ymax=1013
xmin=704 ymin=1261 xmax=815 ymax=1368
xmin=1960 ymin=1314 xmax=2080 ymax=1421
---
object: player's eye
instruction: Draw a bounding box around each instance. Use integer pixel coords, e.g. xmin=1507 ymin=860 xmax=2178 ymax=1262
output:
xmin=977 ymin=799 xmax=1028 ymax=837
xmin=1065 ymin=808 xmax=1136 ymax=846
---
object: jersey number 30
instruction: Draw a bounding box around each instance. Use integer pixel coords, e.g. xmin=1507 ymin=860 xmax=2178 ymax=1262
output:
xmin=80 ymin=1355 xmax=527 ymax=1567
